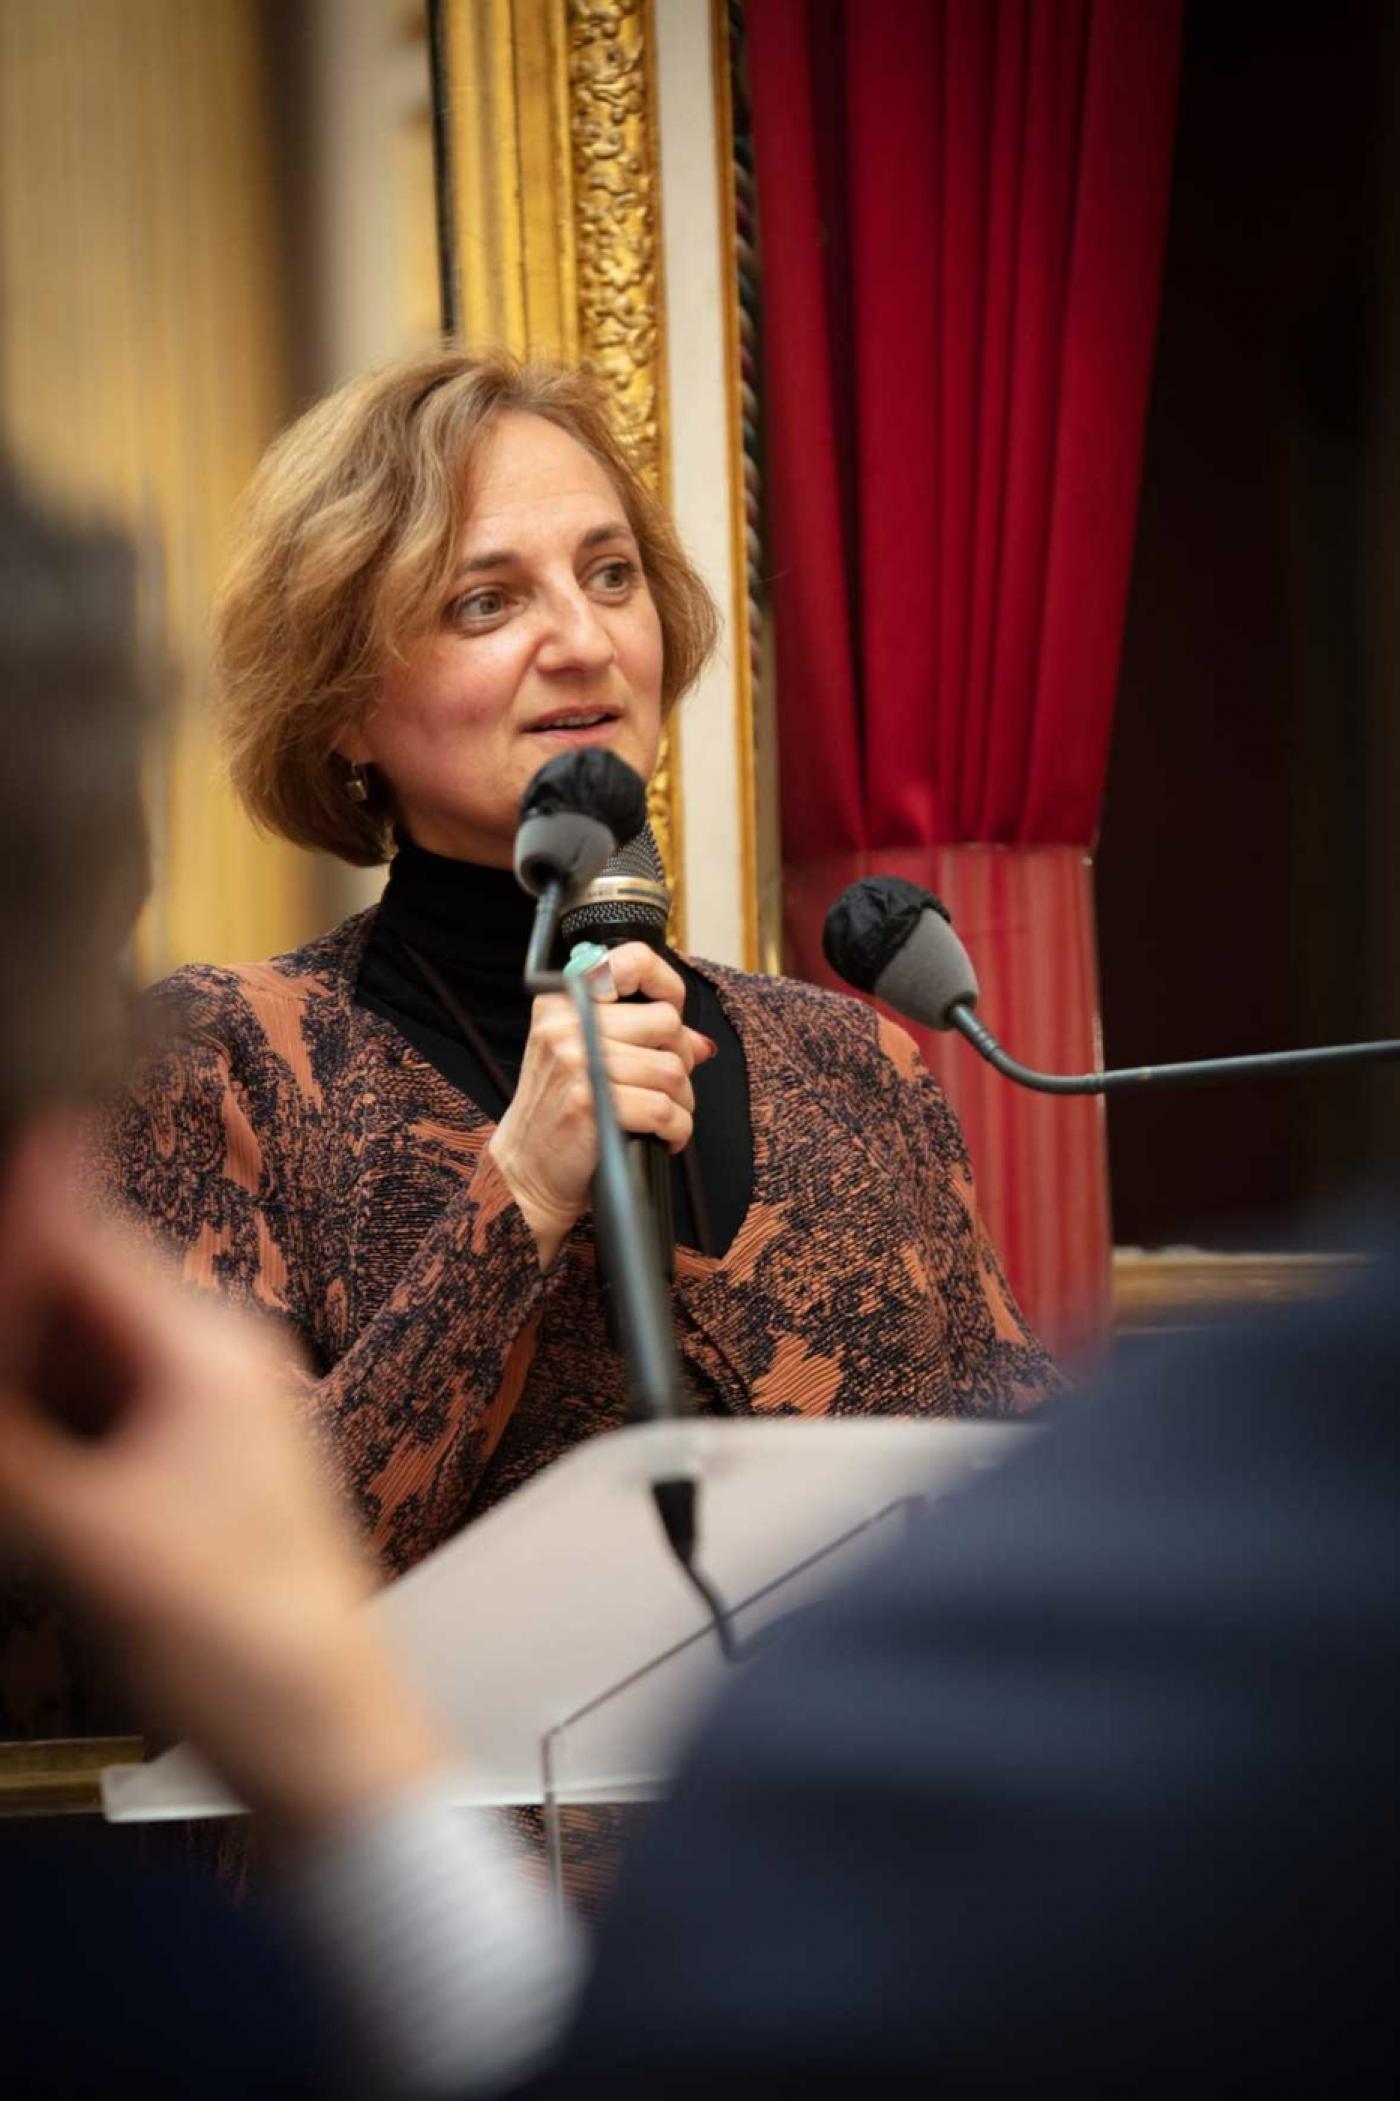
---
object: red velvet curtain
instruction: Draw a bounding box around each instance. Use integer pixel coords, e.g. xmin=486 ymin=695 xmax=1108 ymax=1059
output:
xmin=747 ymin=0 xmax=1182 ymax=1359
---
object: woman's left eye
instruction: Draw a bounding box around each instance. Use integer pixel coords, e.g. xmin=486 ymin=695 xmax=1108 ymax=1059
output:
xmin=590 ymin=558 xmax=637 ymax=594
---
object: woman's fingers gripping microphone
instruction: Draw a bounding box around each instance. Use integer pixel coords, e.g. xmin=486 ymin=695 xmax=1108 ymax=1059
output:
xmin=599 ymin=940 xmax=688 ymax=1017
xmin=597 ymin=1040 xmax=697 ymax=1152
xmin=592 ymin=993 xmax=710 ymax=1071
xmin=488 ymin=961 xmax=718 ymax=1263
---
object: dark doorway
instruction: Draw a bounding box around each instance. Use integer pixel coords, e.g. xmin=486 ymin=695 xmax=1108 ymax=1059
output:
xmin=1097 ymin=0 xmax=1400 ymax=1247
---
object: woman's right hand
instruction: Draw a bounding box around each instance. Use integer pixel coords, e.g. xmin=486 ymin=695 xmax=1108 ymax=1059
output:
xmin=488 ymin=941 xmax=716 ymax=1269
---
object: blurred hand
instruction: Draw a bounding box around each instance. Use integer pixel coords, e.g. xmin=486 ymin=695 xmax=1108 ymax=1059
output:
xmin=0 ymin=1125 xmax=444 ymax=1840
xmin=489 ymin=941 xmax=716 ymax=1267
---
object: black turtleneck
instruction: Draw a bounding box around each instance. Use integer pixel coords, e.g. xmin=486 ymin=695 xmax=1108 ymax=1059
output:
xmin=354 ymin=839 xmax=752 ymax=1258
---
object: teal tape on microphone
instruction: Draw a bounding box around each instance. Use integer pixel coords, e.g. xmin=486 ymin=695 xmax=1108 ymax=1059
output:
xmin=564 ymin=940 xmax=611 ymax=979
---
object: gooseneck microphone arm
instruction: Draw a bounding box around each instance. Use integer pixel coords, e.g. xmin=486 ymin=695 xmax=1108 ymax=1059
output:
xmin=824 ymin=874 xmax=1400 ymax=1099
xmin=522 ymin=872 xmax=566 ymax=989
xmin=515 ymin=753 xmax=740 ymax=1663
xmin=523 ymin=875 xmax=686 ymax=1422
xmin=947 ymin=1002 xmax=1400 ymax=1095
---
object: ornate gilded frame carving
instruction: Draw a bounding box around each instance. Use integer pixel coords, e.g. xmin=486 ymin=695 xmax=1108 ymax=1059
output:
xmin=438 ymin=0 xmax=683 ymax=931
xmin=711 ymin=0 xmax=775 ymax=971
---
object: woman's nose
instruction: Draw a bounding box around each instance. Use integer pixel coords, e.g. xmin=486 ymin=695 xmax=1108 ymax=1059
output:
xmin=537 ymin=583 xmax=616 ymax=672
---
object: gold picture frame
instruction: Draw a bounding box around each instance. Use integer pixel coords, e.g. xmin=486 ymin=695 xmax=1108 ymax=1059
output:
xmin=437 ymin=0 xmax=685 ymax=933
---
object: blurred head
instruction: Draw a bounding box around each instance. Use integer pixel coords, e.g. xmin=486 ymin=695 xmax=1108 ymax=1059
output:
xmin=215 ymin=349 xmax=719 ymax=867
xmin=0 ymin=471 xmax=149 ymax=1141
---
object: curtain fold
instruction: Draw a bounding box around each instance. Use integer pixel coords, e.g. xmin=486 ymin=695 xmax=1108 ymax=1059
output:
xmin=748 ymin=0 xmax=1182 ymax=1357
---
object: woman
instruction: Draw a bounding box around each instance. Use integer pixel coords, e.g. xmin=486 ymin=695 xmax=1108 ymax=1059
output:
xmin=89 ymin=349 xmax=1055 ymax=1589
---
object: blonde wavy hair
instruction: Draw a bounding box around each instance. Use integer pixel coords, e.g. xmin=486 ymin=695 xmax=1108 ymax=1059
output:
xmin=214 ymin=348 xmax=719 ymax=866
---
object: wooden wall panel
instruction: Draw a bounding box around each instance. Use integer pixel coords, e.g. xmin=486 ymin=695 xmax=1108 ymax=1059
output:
xmin=0 ymin=0 xmax=313 ymax=971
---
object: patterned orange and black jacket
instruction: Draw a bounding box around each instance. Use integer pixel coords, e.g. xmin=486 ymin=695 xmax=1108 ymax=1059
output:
xmin=86 ymin=910 xmax=1056 ymax=1578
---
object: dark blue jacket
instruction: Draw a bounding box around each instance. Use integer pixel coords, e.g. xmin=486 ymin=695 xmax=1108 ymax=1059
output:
xmin=544 ymin=1233 xmax=1398 ymax=2094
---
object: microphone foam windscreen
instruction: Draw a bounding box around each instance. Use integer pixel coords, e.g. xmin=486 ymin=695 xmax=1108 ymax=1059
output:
xmin=873 ymin=907 xmax=979 ymax=1029
xmin=520 ymin=749 xmax=648 ymax=845
xmin=822 ymin=876 xmax=952 ymax=992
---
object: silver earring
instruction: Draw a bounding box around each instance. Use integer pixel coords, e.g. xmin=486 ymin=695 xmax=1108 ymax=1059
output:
xmin=345 ymin=763 xmax=369 ymax=804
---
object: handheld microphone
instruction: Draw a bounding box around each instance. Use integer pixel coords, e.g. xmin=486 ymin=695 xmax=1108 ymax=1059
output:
xmin=561 ymin=824 xmax=676 ymax=1280
xmin=824 ymin=875 xmax=1400 ymax=1095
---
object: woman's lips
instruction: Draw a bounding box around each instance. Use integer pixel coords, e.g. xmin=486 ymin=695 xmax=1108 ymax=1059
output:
xmin=524 ymin=713 xmax=622 ymax=744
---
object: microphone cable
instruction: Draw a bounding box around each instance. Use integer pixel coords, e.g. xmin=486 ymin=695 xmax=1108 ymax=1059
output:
xmin=650 ymin=1477 xmax=741 ymax=1665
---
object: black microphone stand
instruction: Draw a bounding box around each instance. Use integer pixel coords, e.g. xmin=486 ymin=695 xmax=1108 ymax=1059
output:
xmin=947 ymin=1002 xmax=1400 ymax=1095
xmin=525 ymin=881 xmax=738 ymax=1658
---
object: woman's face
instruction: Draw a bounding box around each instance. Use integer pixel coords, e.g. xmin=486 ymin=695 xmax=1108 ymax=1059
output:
xmin=342 ymin=409 xmax=665 ymax=863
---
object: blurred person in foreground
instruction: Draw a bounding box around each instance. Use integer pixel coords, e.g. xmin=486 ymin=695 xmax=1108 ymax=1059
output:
xmin=0 ymin=478 xmax=1393 ymax=2095
xmin=0 ymin=473 xmax=330 ymax=2090
xmin=0 ymin=470 xmax=578 ymax=2095
xmin=0 ymin=469 xmax=150 ymax=1741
